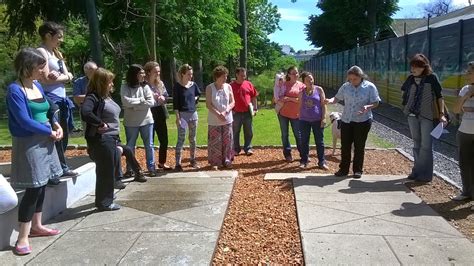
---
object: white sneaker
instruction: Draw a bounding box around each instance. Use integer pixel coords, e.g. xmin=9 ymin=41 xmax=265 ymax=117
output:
xmin=451 ymin=194 xmax=471 ymax=201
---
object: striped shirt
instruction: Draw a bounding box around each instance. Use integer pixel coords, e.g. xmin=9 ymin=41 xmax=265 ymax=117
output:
xmin=402 ymin=74 xmax=443 ymax=120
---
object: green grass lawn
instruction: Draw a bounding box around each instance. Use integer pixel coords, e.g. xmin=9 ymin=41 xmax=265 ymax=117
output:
xmin=0 ymin=104 xmax=394 ymax=148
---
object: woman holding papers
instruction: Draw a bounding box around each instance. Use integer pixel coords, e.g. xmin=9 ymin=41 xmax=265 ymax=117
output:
xmin=173 ymin=64 xmax=201 ymax=171
xmin=400 ymin=54 xmax=447 ymax=182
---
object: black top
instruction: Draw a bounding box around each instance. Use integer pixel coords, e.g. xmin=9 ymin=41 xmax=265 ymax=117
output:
xmin=172 ymin=82 xmax=201 ymax=112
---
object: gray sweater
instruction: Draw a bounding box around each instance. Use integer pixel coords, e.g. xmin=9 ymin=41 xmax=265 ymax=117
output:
xmin=121 ymin=84 xmax=155 ymax=127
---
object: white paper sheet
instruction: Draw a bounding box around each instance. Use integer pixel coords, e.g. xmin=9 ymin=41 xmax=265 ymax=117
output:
xmin=430 ymin=122 xmax=444 ymax=139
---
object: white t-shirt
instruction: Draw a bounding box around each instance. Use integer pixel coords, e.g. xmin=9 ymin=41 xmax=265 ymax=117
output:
xmin=458 ymin=85 xmax=474 ymax=134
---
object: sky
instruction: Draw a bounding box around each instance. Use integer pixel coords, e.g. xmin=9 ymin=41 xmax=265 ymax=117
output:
xmin=268 ymin=0 xmax=471 ymax=52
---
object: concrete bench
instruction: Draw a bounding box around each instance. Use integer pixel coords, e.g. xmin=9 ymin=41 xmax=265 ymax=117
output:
xmin=0 ymin=156 xmax=96 ymax=250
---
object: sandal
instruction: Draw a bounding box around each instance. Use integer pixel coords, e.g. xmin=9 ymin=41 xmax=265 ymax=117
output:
xmin=14 ymin=242 xmax=32 ymax=255
xmin=29 ymin=228 xmax=61 ymax=237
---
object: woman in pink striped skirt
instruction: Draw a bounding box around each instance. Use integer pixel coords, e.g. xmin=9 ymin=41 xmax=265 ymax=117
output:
xmin=206 ymin=66 xmax=235 ymax=170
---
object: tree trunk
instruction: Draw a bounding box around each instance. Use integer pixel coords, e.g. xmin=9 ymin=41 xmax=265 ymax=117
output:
xmin=192 ymin=41 xmax=204 ymax=89
xmin=85 ymin=0 xmax=104 ymax=66
xmin=239 ymin=0 xmax=248 ymax=69
xmin=367 ymin=0 xmax=377 ymax=42
xmin=151 ymin=0 xmax=157 ymax=61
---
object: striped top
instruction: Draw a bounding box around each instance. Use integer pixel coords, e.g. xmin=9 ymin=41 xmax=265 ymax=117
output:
xmin=402 ymin=74 xmax=443 ymax=120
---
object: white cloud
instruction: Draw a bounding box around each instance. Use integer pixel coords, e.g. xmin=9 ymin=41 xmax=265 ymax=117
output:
xmin=279 ymin=7 xmax=310 ymax=22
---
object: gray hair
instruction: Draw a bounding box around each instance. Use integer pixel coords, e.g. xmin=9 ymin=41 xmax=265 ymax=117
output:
xmin=347 ymin=65 xmax=368 ymax=80
xmin=468 ymin=61 xmax=474 ymax=71
xmin=83 ymin=61 xmax=98 ymax=72
xmin=14 ymin=48 xmax=46 ymax=79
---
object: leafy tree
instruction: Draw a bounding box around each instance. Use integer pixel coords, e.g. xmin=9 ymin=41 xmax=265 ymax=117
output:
xmin=305 ymin=0 xmax=399 ymax=53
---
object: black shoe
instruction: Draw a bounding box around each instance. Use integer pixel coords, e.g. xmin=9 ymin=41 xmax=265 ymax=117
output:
xmin=47 ymin=177 xmax=61 ymax=186
xmin=114 ymin=180 xmax=126 ymax=189
xmin=62 ymin=170 xmax=78 ymax=177
xmin=97 ymin=203 xmax=121 ymax=212
xmin=353 ymin=172 xmax=362 ymax=179
xmin=147 ymin=170 xmax=157 ymax=177
xmin=334 ymin=170 xmax=348 ymax=177
xmin=124 ymin=170 xmax=135 ymax=178
xmin=134 ymin=173 xmax=147 ymax=182
xmin=175 ymin=165 xmax=183 ymax=172
xmin=190 ymin=161 xmax=200 ymax=169
xmin=407 ymin=174 xmax=416 ymax=180
xmin=158 ymin=164 xmax=173 ymax=171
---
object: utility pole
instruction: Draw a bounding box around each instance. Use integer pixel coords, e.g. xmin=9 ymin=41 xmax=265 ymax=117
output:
xmin=239 ymin=0 xmax=248 ymax=69
xmin=85 ymin=0 xmax=104 ymax=66
xmin=151 ymin=0 xmax=157 ymax=61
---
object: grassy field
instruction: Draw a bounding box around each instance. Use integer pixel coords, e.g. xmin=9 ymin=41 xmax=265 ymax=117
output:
xmin=0 ymin=104 xmax=393 ymax=149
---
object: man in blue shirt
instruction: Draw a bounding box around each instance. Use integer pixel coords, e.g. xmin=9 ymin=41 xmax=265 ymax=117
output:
xmin=73 ymin=61 xmax=97 ymax=131
xmin=73 ymin=61 xmax=98 ymax=106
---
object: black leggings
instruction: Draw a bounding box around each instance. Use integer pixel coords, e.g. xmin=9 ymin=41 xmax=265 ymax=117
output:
xmin=151 ymin=106 xmax=169 ymax=164
xmin=119 ymin=144 xmax=142 ymax=174
xmin=18 ymin=186 xmax=46 ymax=223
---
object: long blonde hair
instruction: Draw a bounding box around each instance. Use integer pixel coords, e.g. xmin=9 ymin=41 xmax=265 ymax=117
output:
xmin=144 ymin=61 xmax=165 ymax=94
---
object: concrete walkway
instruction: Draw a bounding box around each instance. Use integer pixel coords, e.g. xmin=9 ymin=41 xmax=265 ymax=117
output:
xmin=0 ymin=171 xmax=236 ymax=265
xmin=265 ymin=173 xmax=474 ymax=265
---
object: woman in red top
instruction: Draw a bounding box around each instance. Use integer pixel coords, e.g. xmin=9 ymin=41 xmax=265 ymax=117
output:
xmin=276 ymin=66 xmax=305 ymax=162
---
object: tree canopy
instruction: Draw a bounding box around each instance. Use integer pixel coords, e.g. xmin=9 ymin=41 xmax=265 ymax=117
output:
xmin=305 ymin=0 xmax=399 ymax=53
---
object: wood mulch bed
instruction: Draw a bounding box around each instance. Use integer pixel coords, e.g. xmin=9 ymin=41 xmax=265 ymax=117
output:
xmin=0 ymin=148 xmax=472 ymax=264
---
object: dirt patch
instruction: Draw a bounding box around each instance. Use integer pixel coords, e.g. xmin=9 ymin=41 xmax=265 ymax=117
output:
xmin=0 ymin=148 xmax=471 ymax=263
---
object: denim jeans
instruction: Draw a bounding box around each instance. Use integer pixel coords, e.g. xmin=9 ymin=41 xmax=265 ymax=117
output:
xmin=232 ymin=111 xmax=253 ymax=153
xmin=278 ymin=114 xmax=302 ymax=160
xmin=407 ymin=116 xmax=434 ymax=181
xmin=300 ymin=120 xmax=325 ymax=166
xmin=339 ymin=120 xmax=372 ymax=174
xmin=125 ymin=123 xmax=155 ymax=171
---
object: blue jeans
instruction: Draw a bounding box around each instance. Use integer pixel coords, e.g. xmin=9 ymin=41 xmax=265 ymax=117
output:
xmin=232 ymin=111 xmax=253 ymax=153
xmin=407 ymin=116 xmax=434 ymax=181
xmin=278 ymin=114 xmax=302 ymax=160
xmin=125 ymin=123 xmax=155 ymax=171
xmin=300 ymin=120 xmax=325 ymax=166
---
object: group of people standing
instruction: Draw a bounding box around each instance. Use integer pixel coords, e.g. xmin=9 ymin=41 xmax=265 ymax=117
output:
xmin=2 ymin=19 xmax=473 ymax=257
xmin=273 ymin=65 xmax=380 ymax=178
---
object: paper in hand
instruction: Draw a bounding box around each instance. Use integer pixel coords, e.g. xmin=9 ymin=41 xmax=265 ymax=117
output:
xmin=430 ymin=122 xmax=444 ymax=139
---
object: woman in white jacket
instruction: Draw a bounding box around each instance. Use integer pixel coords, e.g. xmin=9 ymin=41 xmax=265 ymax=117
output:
xmin=121 ymin=64 xmax=156 ymax=176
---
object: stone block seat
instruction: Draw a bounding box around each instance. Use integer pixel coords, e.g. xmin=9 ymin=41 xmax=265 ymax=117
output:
xmin=0 ymin=156 xmax=96 ymax=250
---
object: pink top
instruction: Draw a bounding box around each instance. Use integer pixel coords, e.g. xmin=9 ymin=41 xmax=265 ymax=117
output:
xmin=279 ymin=81 xmax=305 ymax=119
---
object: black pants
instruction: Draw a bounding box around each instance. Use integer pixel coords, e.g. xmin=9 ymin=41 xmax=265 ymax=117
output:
xmin=339 ymin=120 xmax=372 ymax=174
xmin=18 ymin=186 xmax=46 ymax=223
xmin=457 ymin=131 xmax=474 ymax=198
xmin=118 ymin=144 xmax=142 ymax=174
xmin=151 ymin=106 xmax=169 ymax=165
xmin=55 ymin=100 xmax=70 ymax=172
xmin=87 ymin=135 xmax=118 ymax=208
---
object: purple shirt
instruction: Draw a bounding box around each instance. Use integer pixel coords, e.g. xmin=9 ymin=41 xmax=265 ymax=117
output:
xmin=299 ymin=86 xmax=322 ymax=122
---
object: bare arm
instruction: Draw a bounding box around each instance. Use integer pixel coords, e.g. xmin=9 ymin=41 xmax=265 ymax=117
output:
xmin=37 ymin=48 xmax=71 ymax=85
xmin=319 ymin=87 xmax=327 ymax=127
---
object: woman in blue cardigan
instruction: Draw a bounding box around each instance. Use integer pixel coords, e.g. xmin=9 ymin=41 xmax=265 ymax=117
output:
xmin=6 ymin=48 xmax=63 ymax=255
